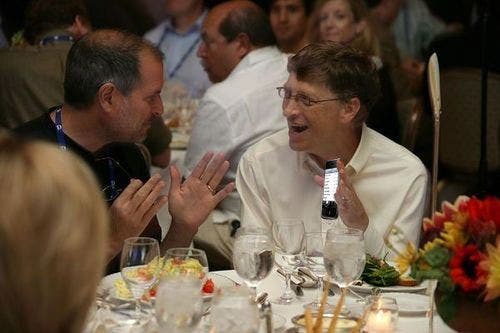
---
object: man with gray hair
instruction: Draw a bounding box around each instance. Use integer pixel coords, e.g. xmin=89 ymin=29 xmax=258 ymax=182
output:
xmin=16 ymin=29 xmax=234 ymax=272
xmin=184 ymin=0 xmax=289 ymax=268
xmin=237 ymin=42 xmax=428 ymax=259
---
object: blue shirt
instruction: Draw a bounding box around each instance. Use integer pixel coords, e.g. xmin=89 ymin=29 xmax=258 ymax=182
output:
xmin=144 ymin=11 xmax=211 ymax=97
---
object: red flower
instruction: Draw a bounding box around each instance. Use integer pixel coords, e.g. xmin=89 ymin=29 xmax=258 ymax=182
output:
xmin=449 ymin=244 xmax=488 ymax=293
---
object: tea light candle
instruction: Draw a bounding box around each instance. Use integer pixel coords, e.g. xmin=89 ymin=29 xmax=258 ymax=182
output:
xmin=364 ymin=309 xmax=394 ymax=333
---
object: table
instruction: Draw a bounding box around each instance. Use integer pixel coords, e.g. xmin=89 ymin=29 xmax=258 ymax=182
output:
xmin=214 ymin=270 xmax=455 ymax=333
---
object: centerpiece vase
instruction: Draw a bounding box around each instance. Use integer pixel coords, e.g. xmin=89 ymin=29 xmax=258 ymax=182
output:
xmin=435 ymin=290 xmax=500 ymax=332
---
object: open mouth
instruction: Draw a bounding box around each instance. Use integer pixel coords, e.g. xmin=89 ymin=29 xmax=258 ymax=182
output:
xmin=290 ymin=124 xmax=308 ymax=133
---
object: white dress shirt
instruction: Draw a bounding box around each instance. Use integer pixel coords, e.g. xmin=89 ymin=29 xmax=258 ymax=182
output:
xmin=236 ymin=126 xmax=429 ymax=258
xmin=184 ymin=46 xmax=289 ymax=223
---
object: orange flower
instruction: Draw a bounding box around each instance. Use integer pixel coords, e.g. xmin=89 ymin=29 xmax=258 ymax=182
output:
xmin=480 ymin=237 xmax=500 ymax=301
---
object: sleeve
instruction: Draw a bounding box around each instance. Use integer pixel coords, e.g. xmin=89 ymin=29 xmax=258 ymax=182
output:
xmin=183 ymin=97 xmax=233 ymax=176
xmin=236 ymin=152 xmax=274 ymax=232
xmin=368 ymin=168 xmax=429 ymax=259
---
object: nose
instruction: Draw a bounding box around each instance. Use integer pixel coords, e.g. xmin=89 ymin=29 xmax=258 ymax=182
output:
xmin=282 ymin=97 xmax=300 ymax=118
xmin=153 ymin=95 xmax=164 ymax=117
xmin=279 ymin=9 xmax=287 ymax=22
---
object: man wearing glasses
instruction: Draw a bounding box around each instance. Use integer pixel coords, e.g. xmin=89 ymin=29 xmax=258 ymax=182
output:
xmin=237 ymin=42 xmax=428 ymax=258
xmin=16 ymin=30 xmax=234 ymax=273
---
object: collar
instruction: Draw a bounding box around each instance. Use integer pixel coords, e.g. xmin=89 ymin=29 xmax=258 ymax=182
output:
xmin=163 ymin=10 xmax=207 ymax=36
xmin=296 ymin=124 xmax=371 ymax=177
xmin=37 ymin=29 xmax=73 ymax=45
xmin=228 ymin=46 xmax=281 ymax=78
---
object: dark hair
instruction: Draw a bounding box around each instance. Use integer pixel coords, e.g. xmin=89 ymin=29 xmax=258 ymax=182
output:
xmin=288 ymin=42 xmax=380 ymax=125
xmin=219 ymin=3 xmax=276 ymax=47
xmin=24 ymin=0 xmax=89 ymax=44
xmin=64 ymin=29 xmax=163 ymax=109
xmin=268 ymin=0 xmax=314 ymax=16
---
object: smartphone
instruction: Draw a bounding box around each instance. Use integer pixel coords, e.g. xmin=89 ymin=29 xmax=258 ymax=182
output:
xmin=321 ymin=159 xmax=339 ymax=219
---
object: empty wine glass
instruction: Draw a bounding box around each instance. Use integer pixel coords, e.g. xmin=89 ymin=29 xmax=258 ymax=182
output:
xmin=120 ymin=237 xmax=160 ymax=321
xmin=304 ymin=231 xmax=330 ymax=310
xmin=272 ymin=218 xmax=305 ymax=305
xmin=324 ymin=228 xmax=365 ymax=299
xmin=233 ymin=228 xmax=274 ymax=297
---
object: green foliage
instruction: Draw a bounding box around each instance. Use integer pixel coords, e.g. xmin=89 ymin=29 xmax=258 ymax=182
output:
xmin=361 ymin=254 xmax=400 ymax=286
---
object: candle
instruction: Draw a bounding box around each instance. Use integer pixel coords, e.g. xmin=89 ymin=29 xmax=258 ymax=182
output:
xmin=364 ymin=310 xmax=394 ymax=333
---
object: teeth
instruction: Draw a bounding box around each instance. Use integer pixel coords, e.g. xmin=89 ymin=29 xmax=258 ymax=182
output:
xmin=291 ymin=125 xmax=307 ymax=133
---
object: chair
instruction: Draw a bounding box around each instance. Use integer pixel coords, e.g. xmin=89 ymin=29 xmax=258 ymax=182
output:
xmin=438 ymin=68 xmax=500 ymax=201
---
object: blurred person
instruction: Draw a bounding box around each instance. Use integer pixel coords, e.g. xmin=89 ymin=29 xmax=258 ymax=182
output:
xmin=237 ymin=42 xmax=428 ymax=258
xmin=268 ymin=0 xmax=312 ymax=53
xmin=309 ymin=0 xmax=400 ymax=142
xmin=0 ymin=133 xmax=108 ymax=333
xmin=16 ymin=29 xmax=234 ymax=273
xmin=145 ymin=0 xmax=211 ymax=97
xmin=185 ymin=0 xmax=288 ymax=268
xmin=0 ymin=0 xmax=172 ymax=168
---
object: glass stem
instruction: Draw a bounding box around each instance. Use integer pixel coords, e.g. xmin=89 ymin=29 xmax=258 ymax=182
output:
xmin=134 ymin=297 xmax=142 ymax=319
xmin=316 ymin=277 xmax=324 ymax=304
xmin=282 ymin=272 xmax=294 ymax=300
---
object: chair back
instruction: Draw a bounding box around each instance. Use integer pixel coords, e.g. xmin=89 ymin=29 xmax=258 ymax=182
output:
xmin=439 ymin=68 xmax=500 ymax=174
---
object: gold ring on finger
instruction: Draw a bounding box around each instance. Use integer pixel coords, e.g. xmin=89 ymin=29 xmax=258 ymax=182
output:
xmin=207 ymin=184 xmax=216 ymax=195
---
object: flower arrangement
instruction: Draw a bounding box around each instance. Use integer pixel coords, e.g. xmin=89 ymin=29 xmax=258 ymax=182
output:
xmin=396 ymin=195 xmax=500 ymax=302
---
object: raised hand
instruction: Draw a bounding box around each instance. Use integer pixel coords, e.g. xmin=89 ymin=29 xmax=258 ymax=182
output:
xmin=107 ymin=174 xmax=168 ymax=259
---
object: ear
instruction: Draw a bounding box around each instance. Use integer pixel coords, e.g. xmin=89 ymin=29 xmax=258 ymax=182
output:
xmin=234 ymin=33 xmax=252 ymax=59
xmin=96 ymin=83 xmax=119 ymax=115
xmin=355 ymin=19 xmax=367 ymax=36
xmin=340 ymin=97 xmax=361 ymax=124
xmin=68 ymin=15 xmax=91 ymax=39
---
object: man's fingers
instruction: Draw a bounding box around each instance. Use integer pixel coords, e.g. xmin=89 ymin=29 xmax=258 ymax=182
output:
xmin=130 ymin=174 xmax=164 ymax=207
xmin=142 ymin=195 xmax=168 ymax=224
xmin=200 ymin=153 xmax=225 ymax=184
xmin=169 ymin=164 xmax=182 ymax=194
xmin=313 ymin=175 xmax=324 ymax=187
xmin=116 ymin=179 xmax=143 ymax=202
xmin=207 ymin=160 xmax=230 ymax=190
xmin=212 ymin=182 xmax=235 ymax=203
xmin=189 ymin=152 xmax=214 ymax=180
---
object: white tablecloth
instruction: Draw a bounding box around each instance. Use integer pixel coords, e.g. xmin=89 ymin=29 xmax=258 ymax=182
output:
xmin=214 ymin=270 xmax=455 ymax=333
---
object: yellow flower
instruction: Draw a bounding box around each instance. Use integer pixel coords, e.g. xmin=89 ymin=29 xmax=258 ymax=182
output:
xmin=440 ymin=220 xmax=468 ymax=249
xmin=481 ymin=238 xmax=500 ymax=301
xmin=395 ymin=242 xmax=418 ymax=274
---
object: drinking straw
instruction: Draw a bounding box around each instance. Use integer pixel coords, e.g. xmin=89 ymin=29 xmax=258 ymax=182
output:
xmin=305 ymin=307 xmax=314 ymax=333
xmin=313 ymin=279 xmax=331 ymax=333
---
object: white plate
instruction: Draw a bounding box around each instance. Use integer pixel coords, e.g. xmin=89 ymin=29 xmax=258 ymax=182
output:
xmin=349 ymin=282 xmax=427 ymax=294
xmin=99 ymin=271 xmax=237 ymax=301
xmin=382 ymin=292 xmax=429 ymax=315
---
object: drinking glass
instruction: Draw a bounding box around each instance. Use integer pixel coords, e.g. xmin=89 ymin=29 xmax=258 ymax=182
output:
xmin=211 ymin=286 xmax=260 ymax=333
xmin=304 ymin=231 xmax=329 ymax=310
xmin=272 ymin=218 xmax=305 ymax=305
xmin=324 ymin=228 xmax=365 ymax=298
xmin=155 ymin=276 xmax=204 ymax=333
xmin=233 ymin=228 xmax=274 ymax=297
xmin=163 ymin=247 xmax=208 ymax=279
xmin=120 ymin=237 xmax=160 ymax=320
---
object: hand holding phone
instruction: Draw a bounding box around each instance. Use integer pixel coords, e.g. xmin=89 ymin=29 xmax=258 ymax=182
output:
xmin=321 ymin=159 xmax=339 ymax=219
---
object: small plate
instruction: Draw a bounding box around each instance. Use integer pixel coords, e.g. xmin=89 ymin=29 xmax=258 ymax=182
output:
xmin=349 ymin=282 xmax=427 ymax=294
xmin=291 ymin=313 xmax=359 ymax=332
xmin=382 ymin=292 xmax=429 ymax=315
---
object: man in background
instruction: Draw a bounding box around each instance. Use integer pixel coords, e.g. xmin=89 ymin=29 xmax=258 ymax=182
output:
xmin=184 ymin=0 xmax=289 ymax=268
xmin=145 ymin=0 xmax=211 ymax=97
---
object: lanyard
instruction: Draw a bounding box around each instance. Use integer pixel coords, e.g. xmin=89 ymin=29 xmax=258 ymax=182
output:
xmin=157 ymin=27 xmax=200 ymax=79
xmin=54 ymin=107 xmax=119 ymax=199
xmin=39 ymin=35 xmax=74 ymax=46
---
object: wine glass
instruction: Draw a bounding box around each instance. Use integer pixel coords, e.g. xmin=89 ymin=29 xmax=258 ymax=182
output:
xmin=304 ymin=231 xmax=329 ymax=310
xmin=324 ymin=228 xmax=366 ymax=299
xmin=163 ymin=247 xmax=208 ymax=279
xmin=120 ymin=237 xmax=160 ymax=321
xmin=272 ymin=218 xmax=305 ymax=305
xmin=233 ymin=228 xmax=274 ymax=297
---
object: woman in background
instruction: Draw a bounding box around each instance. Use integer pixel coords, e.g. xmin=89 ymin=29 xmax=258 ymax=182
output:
xmin=309 ymin=0 xmax=400 ymax=143
xmin=0 ymin=133 xmax=108 ymax=333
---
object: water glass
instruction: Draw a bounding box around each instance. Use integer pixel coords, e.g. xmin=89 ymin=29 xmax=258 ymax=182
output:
xmin=304 ymin=231 xmax=329 ymax=310
xmin=155 ymin=276 xmax=204 ymax=333
xmin=273 ymin=218 xmax=305 ymax=305
xmin=210 ymin=286 xmax=260 ymax=333
xmin=233 ymin=228 xmax=274 ymax=296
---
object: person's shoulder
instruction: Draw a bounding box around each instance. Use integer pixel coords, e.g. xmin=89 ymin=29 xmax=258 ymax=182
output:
xmin=144 ymin=20 xmax=170 ymax=42
xmin=242 ymin=128 xmax=290 ymax=162
xmin=15 ymin=113 xmax=55 ymax=141
xmin=366 ymin=127 xmax=427 ymax=175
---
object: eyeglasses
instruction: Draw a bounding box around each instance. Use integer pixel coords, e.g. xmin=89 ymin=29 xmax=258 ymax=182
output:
xmin=94 ymin=157 xmax=132 ymax=202
xmin=276 ymin=86 xmax=341 ymax=108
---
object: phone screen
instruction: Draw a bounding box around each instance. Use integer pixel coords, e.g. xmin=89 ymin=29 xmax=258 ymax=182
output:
xmin=321 ymin=159 xmax=339 ymax=219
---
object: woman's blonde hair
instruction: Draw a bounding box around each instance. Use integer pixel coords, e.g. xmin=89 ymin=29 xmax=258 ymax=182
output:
xmin=309 ymin=0 xmax=380 ymax=57
xmin=0 ymin=133 xmax=109 ymax=333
